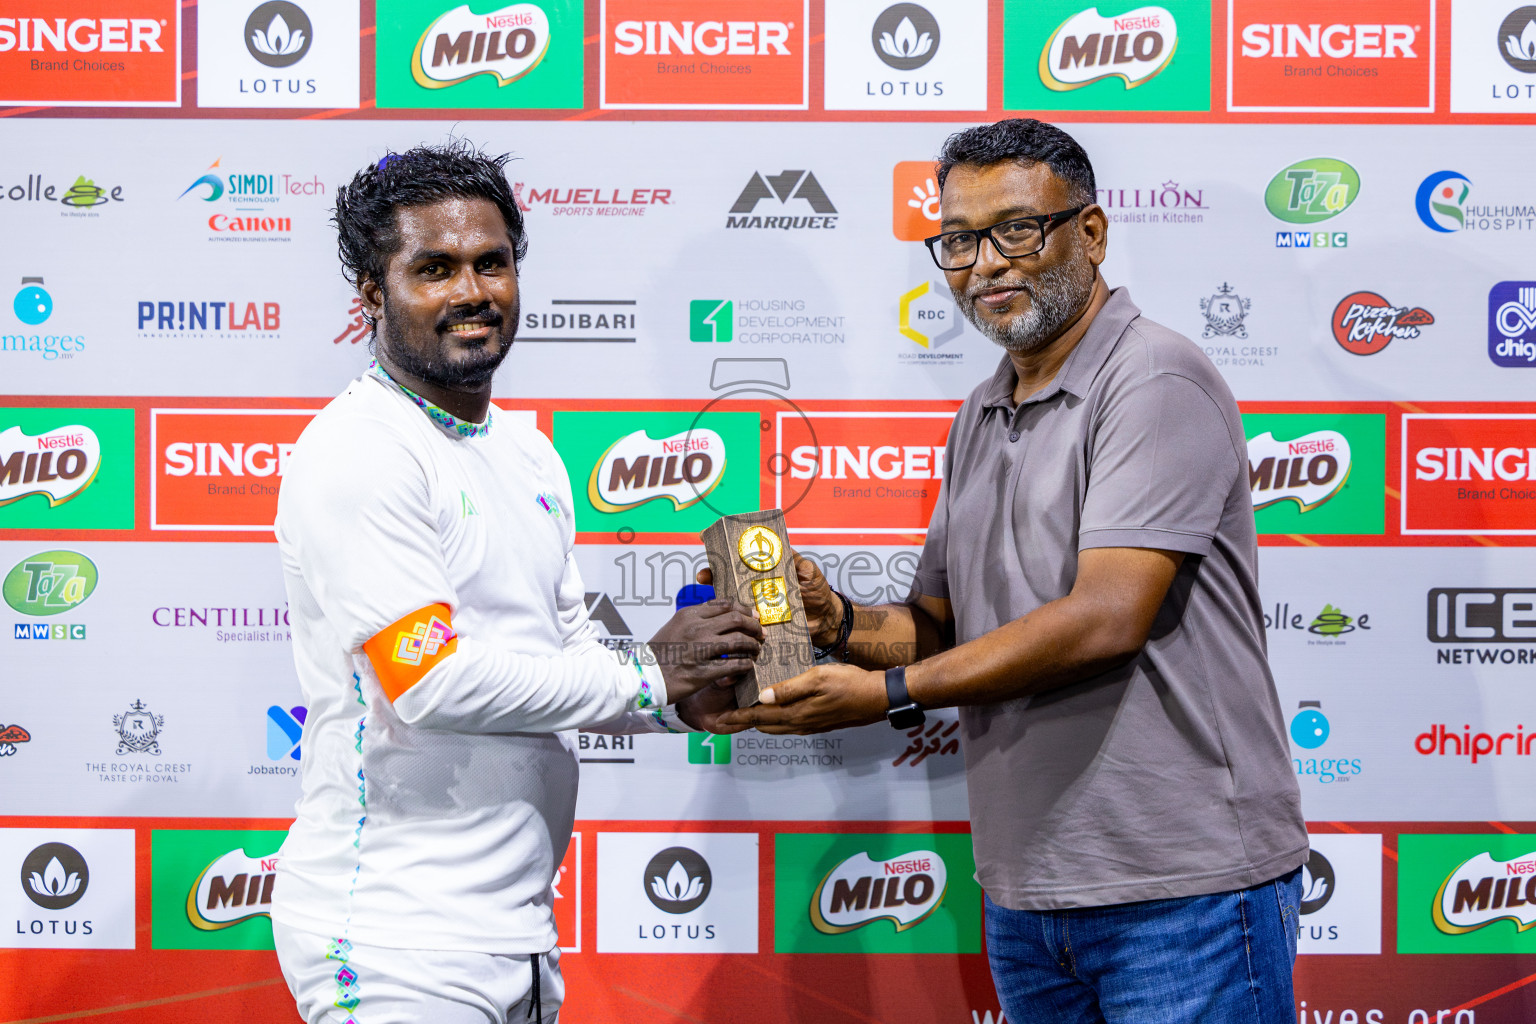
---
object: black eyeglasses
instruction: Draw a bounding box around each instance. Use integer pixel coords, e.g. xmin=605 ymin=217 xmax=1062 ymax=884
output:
xmin=923 ymin=206 xmax=1087 ymax=270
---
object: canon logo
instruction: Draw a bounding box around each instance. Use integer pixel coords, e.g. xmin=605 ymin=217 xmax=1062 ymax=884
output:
xmin=1414 ymin=447 xmax=1536 ymax=482
xmin=163 ymin=442 xmax=295 ymax=478
xmin=1240 ymin=23 xmax=1416 ymax=59
xmin=787 ymin=445 xmax=944 ymax=481
xmin=612 ymin=20 xmax=791 ymax=56
xmin=0 ymin=17 xmax=164 ymax=53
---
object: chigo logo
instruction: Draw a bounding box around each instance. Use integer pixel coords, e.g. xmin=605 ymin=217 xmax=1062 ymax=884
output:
xmin=1039 ymin=5 xmax=1178 ymax=91
xmin=187 ymin=848 xmax=279 ymax=930
xmin=588 ymin=428 xmax=726 ymax=512
xmin=810 ymin=850 xmax=947 ymax=934
xmin=1434 ymin=849 xmax=1536 ymax=935
xmin=411 ymin=3 xmax=551 ymax=89
xmin=1247 ymin=429 xmax=1351 ymax=512
xmin=0 ymin=425 xmax=101 ymax=508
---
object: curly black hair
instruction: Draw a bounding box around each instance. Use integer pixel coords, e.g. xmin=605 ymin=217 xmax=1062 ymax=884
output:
xmin=935 ymin=119 xmax=1096 ymax=206
xmin=333 ymin=138 xmax=528 ymax=295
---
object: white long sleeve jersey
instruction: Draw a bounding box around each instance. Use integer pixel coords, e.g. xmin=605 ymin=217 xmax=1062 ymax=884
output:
xmin=272 ymin=372 xmax=674 ymax=953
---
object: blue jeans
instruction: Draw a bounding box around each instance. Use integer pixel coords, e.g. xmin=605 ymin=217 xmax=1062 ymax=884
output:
xmin=984 ymin=868 xmax=1302 ymax=1024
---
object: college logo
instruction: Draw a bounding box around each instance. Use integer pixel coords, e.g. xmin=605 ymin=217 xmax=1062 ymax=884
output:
xmin=1403 ymin=414 xmax=1536 ymax=534
xmin=4 ymin=550 xmax=97 ymax=617
xmin=151 ymin=830 xmax=286 ymax=949
xmin=1331 ymin=291 xmax=1433 ymax=355
xmin=0 ymin=174 xmax=126 ymax=214
xmin=0 ymin=424 xmax=100 ymax=509
xmin=1490 ymin=282 xmax=1536 ymax=366
xmin=726 ymin=170 xmax=837 ymax=230
xmin=1243 ymin=414 xmax=1384 ymax=535
xmin=1039 ymin=5 xmax=1178 ymax=91
xmin=411 ymin=3 xmax=549 ymax=89
xmin=1199 ymin=282 xmax=1251 ymax=338
xmin=1247 ymin=429 xmax=1350 ymax=513
xmin=602 ymin=0 xmax=807 ymax=109
xmin=1265 ymin=159 xmax=1361 ymax=224
xmin=588 ymin=429 xmax=727 ymax=513
xmin=1229 ymin=0 xmax=1433 ymax=112
xmin=151 ymin=408 xmax=314 ymax=530
xmin=0 ymin=3 xmax=181 ymax=106
xmin=1416 ymin=171 xmax=1473 ymax=232
xmin=776 ymin=411 xmax=951 ymax=535
xmin=892 ymin=161 xmax=941 ymax=241
xmin=186 ymin=848 xmax=279 ymax=930
xmin=810 ymin=849 xmax=946 ymax=934
xmin=644 ymin=847 xmax=712 ymax=914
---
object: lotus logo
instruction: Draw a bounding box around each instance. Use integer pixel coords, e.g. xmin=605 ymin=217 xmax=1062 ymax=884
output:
xmin=873 ymin=4 xmax=939 ymax=70
xmin=643 ymin=846 xmax=712 ymax=914
xmin=811 ymin=850 xmax=946 ymax=934
xmin=0 ymin=424 xmax=102 ymax=509
xmin=245 ymin=2 xmax=313 ymax=68
xmin=412 ymin=3 xmax=552 ymax=90
xmin=1247 ymin=429 xmax=1351 ymax=513
xmin=1434 ymin=849 xmax=1536 ymax=934
xmin=20 ymin=842 xmax=89 ymax=910
xmin=588 ymin=428 xmax=726 ymax=513
xmin=187 ymin=848 xmax=280 ymax=930
xmin=1040 ymin=6 xmax=1177 ymax=92
xmin=1500 ymin=7 xmax=1536 ymax=73
xmin=1300 ymin=848 xmax=1336 ymax=915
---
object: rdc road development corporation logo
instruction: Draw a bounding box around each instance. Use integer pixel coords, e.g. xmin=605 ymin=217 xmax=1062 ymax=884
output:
xmin=1489 ymin=282 xmax=1536 ymax=367
xmin=3 ymin=828 xmax=135 ymax=949
xmin=596 ymin=833 xmax=758 ymax=952
xmin=1451 ymin=4 xmax=1536 ymax=113
xmin=1266 ymin=158 xmax=1359 ymax=249
xmin=823 ymin=1 xmax=987 ymax=111
xmin=1398 ymin=835 xmax=1536 ymax=953
xmin=196 ymin=1 xmax=360 ymax=108
xmin=0 ymin=3 xmax=180 ymax=107
xmin=150 ymin=830 xmax=286 ymax=949
xmin=1416 ymin=171 xmax=1473 ymax=232
xmin=1229 ymin=0 xmax=1433 ymax=112
xmin=726 ymin=170 xmax=838 ymax=230
xmin=1331 ymin=291 xmax=1434 ymax=355
xmin=1243 ymin=413 xmax=1384 ymax=535
xmin=899 ymin=282 xmax=964 ymax=362
xmin=1402 ymin=414 xmax=1536 ymax=535
xmin=5 ymin=276 xmax=85 ymax=363
xmin=1289 ymin=701 xmax=1362 ymax=784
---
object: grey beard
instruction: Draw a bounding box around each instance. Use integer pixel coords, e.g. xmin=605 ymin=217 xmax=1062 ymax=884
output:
xmin=959 ymin=258 xmax=1096 ymax=354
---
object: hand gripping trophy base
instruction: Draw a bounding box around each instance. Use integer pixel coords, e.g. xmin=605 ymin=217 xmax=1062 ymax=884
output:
xmin=701 ymin=509 xmax=816 ymax=707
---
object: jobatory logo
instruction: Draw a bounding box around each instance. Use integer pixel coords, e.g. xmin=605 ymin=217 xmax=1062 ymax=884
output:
xmin=1265 ymin=158 xmax=1361 ymax=224
xmin=1416 ymin=171 xmax=1473 ymax=232
xmin=265 ymin=705 xmax=305 ymax=761
xmin=150 ymin=408 xmax=314 ymax=531
xmin=810 ymin=849 xmax=947 ymax=934
xmin=1451 ymin=3 xmax=1536 ymax=112
xmin=0 ymin=409 xmax=133 ymax=530
xmin=892 ymin=161 xmax=941 ymax=241
xmin=1331 ymin=291 xmax=1434 ymax=355
xmin=1402 ymin=414 xmax=1536 ymax=535
xmin=1243 ymin=413 xmax=1384 ymax=535
xmin=602 ymin=0 xmax=808 ymax=109
xmin=1039 ymin=5 xmax=1178 ymax=92
xmin=4 ymin=550 xmax=97 ymax=621
xmin=1228 ymin=0 xmax=1434 ymax=112
xmin=1399 ymin=835 xmax=1536 ymax=953
xmin=0 ymin=3 xmax=181 ymax=106
xmin=726 ymin=170 xmax=838 ymax=230
xmin=151 ymin=830 xmax=286 ymax=949
xmin=197 ymin=1 xmax=359 ymax=108
xmin=824 ymin=1 xmax=986 ymax=111
xmin=1489 ymin=282 xmax=1536 ymax=366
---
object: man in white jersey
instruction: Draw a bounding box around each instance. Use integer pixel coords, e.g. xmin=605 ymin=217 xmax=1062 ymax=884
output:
xmin=272 ymin=142 xmax=762 ymax=1024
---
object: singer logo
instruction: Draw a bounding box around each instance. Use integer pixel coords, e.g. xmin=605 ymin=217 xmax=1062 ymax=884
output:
xmin=150 ymin=408 xmax=316 ymax=532
xmin=410 ymin=3 xmax=550 ymax=89
xmin=811 ymin=850 xmax=947 ymax=934
xmin=601 ymin=0 xmax=808 ymax=109
xmin=1228 ymin=0 xmax=1434 ymax=112
xmin=1403 ymin=414 xmax=1536 ymax=535
xmin=0 ymin=425 xmax=100 ymax=509
xmin=1039 ymin=6 xmax=1178 ymax=92
xmin=0 ymin=3 xmax=181 ymax=106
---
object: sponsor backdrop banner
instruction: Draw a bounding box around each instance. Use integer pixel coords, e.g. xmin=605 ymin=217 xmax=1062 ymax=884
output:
xmin=2 ymin=1 xmax=1536 ymax=1022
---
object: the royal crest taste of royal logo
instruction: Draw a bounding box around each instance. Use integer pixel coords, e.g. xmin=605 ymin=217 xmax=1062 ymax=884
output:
xmin=1200 ymin=283 xmax=1251 ymax=339
xmin=114 ymin=700 xmax=164 ymax=756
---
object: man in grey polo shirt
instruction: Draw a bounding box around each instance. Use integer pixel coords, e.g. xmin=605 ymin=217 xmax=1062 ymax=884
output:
xmin=717 ymin=119 xmax=1307 ymax=1022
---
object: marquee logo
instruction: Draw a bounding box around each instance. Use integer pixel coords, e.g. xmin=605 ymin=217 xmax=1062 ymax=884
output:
xmin=1489 ymin=281 xmax=1536 ymax=367
xmin=589 ymin=429 xmax=727 ymax=513
xmin=186 ymin=848 xmax=279 ymax=930
xmin=0 ymin=425 xmax=100 ymax=509
xmin=1417 ymin=171 xmax=1473 ymax=232
xmin=411 ymin=3 xmax=550 ymax=89
xmin=3 ymin=550 xmax=97 ymax=617
xmin=1247 ymin=429 xmax=1351 ymax=513
xmin=1039 ymin=5 xmax=1178 ymax=91
xmin=1264 ymin=158 xmax=1361 ymax=224
xmin=1434 ymin=850 xmax=1536 ymax=934
xmin=811 ymin=850 xmax=947 ymax=934
xmin=1403 ymin=414 xmax=1536 ymax=535
xmin=1331 ymin=291 xmax=1433 ymax=355
xmin=0 ymin=3 xmax=181 ymax=106
xmin=726 ymin=170 xmax=837 ymax=230
xmin=1229 ymin=0 xmax=1433 ymax=112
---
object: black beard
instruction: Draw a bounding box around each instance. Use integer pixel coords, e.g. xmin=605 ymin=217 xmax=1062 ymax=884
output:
xmin=377 ymin=296 xmax=517 ymax=390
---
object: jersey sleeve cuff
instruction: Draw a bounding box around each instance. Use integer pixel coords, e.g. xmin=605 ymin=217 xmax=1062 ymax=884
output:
xmin=621 ymin=641 xmax=670 ymax=714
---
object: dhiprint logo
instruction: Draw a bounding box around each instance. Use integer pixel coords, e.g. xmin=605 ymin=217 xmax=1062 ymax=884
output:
xmin=644 ymin=847 xmax=712 ymax=914
xmin=1416 ymin=171 xmax=1473 ymax=232
xmin=873 ymin=4 xmax=939 ymax=69
xmin=245 ymin=2 xmax=312 ymax=67
xmin=411 ymin=3 xmax=550 ymax=89
xmin=811 ymin=850 xmax=947 ymax=934
xmin=726 ymin=170 xmax=838 ymax=230
xmin=1489 ymin=282 xmax=1536 ymax=367
xmin=1331 ymin=291 xmax=1434 ymax=355
xmin=21 ymin=842 xmax=88 ymax=910
xmin=1039 ymin=5 xmax=1179 ymax=92
xmin=265 ymin=705 xmax=305 ymax=761
xmin=1265 ymin=159 xmax=1361 ymax=224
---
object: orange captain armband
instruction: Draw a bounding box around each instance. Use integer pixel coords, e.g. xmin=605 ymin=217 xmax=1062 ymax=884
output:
xmin=362 ymin=603 xmax=459 ymax=702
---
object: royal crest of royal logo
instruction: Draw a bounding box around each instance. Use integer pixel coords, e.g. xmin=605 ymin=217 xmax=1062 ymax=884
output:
xmin=113 ymin=699 xmax=164 ymax=755
xmin=1200 ymin=283 xmax=1252 ymax=339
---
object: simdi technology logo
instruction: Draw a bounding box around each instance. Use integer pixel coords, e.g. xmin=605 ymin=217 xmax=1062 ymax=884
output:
xmin=1003 ymin=0 xmax=1211 ymax=111
xmin=150 ymin=830 xmax=287 ymax=949
xmin=0 ymin=2 xmax=181 ymax=106
xmin=374 ymin=1 xmax=583 ymax=109
xmin=0 ymin=408 xmax=134 ymax=530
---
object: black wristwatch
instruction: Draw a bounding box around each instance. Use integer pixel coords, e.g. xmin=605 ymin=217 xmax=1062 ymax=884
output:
xmin=884 ymin=666 xmax=926 ymax=730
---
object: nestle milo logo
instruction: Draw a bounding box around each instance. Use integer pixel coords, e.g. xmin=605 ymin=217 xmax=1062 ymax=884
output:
xmin=588 ymin=428 xmax=727 ymax=513
xmin=3 ymin=551 xmax=98 ymax=617
xmin=810 ymin=850 xmax=947 ymax=935
xmin=1248 ymin=429 xmax=1350 ymax=513
xmin=186 ymin=848 xmax=280 ymax=931
xmin=0 ymin=424 xmax=101 ymax=508
xmin=1434 ymin=850 xmax=1536 ymax=936
xmin=1265 ymin=158 xmax=1360 ymax=224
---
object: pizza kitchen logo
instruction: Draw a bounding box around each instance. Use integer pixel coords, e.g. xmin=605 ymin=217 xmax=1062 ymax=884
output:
xmin=411 ymin=3 xmax=550 ymax=89
xmin=1247 ymin=429 xmax=1350 ymax=513
xmin=588 ymin=429 xmax=727 ymax=513
xmin=810 ymin=849 xmax=947 ymax=934
xmin=1331 ymin=290 xmax=1433 ymax=356
xmin=0 ymin=425 xmax=101 ymax=509
xmin=1039 ymin=5 xmax=1178 ymax=92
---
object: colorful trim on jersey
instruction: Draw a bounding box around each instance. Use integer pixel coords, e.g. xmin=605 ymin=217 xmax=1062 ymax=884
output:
xmin=367 ymin=360 xmax=491 ymax=438
xmin=363 ymin=604 xmax=459 ymax=702
xmin=535 ymin=491 xmax=563 ymax=518
xmin=624 ymin=647 xmax=658 ymax=711
xmin=326 ymin=937 xmax=362 ymax=1017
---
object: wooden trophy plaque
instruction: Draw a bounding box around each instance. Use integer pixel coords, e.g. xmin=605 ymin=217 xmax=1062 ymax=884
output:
xmin=701 ymin=508 xmax=815 ymax=707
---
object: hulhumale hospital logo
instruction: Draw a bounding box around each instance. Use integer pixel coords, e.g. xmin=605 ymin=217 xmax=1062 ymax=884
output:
xmin=1416 ymin=171 xmax=1473 ymax=232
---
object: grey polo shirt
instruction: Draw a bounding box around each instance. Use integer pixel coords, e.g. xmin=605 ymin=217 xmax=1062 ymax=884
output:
xmin=912 ymin=287 xmax=1306 ymax=911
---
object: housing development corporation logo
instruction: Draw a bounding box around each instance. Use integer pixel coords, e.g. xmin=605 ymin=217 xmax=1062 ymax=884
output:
xmin=726 ymin=170 xmax=838 ymax=230
xmin=1039 ymin=6 xmax=1178 ymax=92
xmin=1402 ymin=414 xmax=1536 ymax=534
xmin=0 ymin=3 xmax=181 ymax=106
xmin=1489 ymin=281 xmax=1536 ymax=366
xmin=1331 ymin=291 xmax=1434 ymax=355
xmin=1417 ymin=171 xmax=1474 ymax=232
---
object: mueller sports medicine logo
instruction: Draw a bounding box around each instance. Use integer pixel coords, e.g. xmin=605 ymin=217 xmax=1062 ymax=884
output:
xmin=589 ymin=429 xmax=727 ymax=513
xmin=1228 ymin=0 xmax=1433 ymax=112
xmin=1040 ymin=5 xmax=1178 ymax=92
xmin=1490 ymin=282 xmax=1536 ymax=366
xmin=0 ymin=5 xmax=180 ymax=106
xmin=186 ymin=848 xmax=278 ymax=930
xmin=1247 ymin=429 xmax=1350 ymax=513
xmin=1433 ymin=849 xmax=1536 ymax=935
xmin=512 ymin=182 xmax=672 ymax=217
xmin=810 ymin=850 xmax=947 ymax=934
xmin=1331 ymin=291 xmax=1433 ymax=356
xmin=411 ymin=3 xmax=550 ymax=89
xmin=0 ymin=425 xmax=100 ymax=509
xmin=1403 ymin=414 xmax=1536 ymax=535
xmin=727 ymin=170 xmax=837 ymax=230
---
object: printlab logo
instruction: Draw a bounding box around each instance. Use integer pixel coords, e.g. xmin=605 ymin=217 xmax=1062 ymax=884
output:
xmin=245 ymin=2 xmax=311 ymax=67
xmin=21 ymin=843 xmax=89 ymax=910
xmin=1490 ymin=282 xmax=1536 ymax=366
xmin=1416 ymin=171 xmax=1473 ymax=232
xmin=873 ymin=4 xmax=939 ymax=69
xmin=1199 ymin=282 xmax=1251 ymax=338
xmin=13 ymin=277 xmax=51 ymax=325
xmin=1301 ymin=848 xmax=1335 ymax=915
xmin=644 ymin=847 xmax=712 ymax=914
xmin=113 ymin=700 xmax=164 ymax=756
xmin=726 ymin=170 xmax=838 ymax=229
xmin=1039 ymin=5 xmax=1178 ymax=92
xmin=1331 ymin=291 xmax=1434 ymax=356
xmin=0 ymin=723 xmax=32 ymax=756
xmin=265 ymin=705 xmax=305 ymax=761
